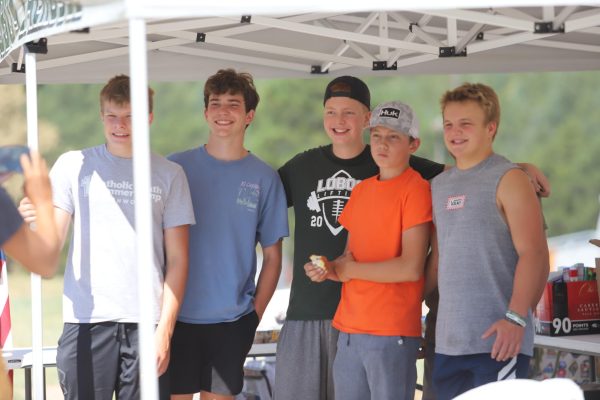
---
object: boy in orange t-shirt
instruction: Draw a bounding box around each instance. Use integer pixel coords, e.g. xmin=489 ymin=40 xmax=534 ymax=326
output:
xmin=306 ymin=100 xmax=432 ymax=400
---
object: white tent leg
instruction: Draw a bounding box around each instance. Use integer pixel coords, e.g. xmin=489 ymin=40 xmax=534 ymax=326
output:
xmin=129 ymin=18 xmax=159 ymax=400
xmin=25 ymin=50 xmax=44 ymax=400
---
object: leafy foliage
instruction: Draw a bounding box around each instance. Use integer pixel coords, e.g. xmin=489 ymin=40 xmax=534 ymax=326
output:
xmin=1 ymin=71 xmax=598 ymax=237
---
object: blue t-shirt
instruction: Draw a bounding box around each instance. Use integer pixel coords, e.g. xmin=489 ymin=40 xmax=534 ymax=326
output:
xmin=169 ymin=146 xmax=289 ymax=323
xmin=0 ymin=187 xmax=23 ymax=247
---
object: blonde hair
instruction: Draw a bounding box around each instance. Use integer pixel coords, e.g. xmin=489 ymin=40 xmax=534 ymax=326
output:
xmin=440 ymin=82 xmax=500 ymax=133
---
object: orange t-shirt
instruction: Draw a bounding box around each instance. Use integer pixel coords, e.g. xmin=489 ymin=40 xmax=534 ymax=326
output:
xmin=333 ymin=167 xmax=432 ymax=337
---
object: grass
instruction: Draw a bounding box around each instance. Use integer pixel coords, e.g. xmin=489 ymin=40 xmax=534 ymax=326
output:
xmin=6 ymin=268 xmax=63 ymax=400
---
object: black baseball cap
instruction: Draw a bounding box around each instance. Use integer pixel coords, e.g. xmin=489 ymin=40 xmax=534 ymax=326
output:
xmin=323 ymin=76 xmax=370 ymax=109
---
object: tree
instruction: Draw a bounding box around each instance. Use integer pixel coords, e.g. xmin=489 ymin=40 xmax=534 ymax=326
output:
xmin=0 ymin=84 xmax=59 ymax=197
xmin=16 ymin=71 xmax=600 ymax=237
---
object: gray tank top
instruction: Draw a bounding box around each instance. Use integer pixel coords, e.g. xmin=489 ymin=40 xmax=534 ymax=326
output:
xmin=431 ymin=153 xmax=534 ymax=356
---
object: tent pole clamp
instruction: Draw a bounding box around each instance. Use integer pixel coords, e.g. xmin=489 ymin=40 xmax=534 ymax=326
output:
xmin=534 ymin=21 xmax=565 ymax=33
xmin=372 ymin=61 xmax=397 ymax=71
xmin=11 ymin=38 xmax=47 ymax=72
xmin=439 ymin=46 xmax=467 ymax=57
xmin=11 ymin=63 xmax=26 ymax=73
xmin=196 ymin=33 xmax=206 ymax=43
xmin=311 ymin=65 xmax=329 ymax=74
xmin=25 ymin=38 xmax=48 ymax=54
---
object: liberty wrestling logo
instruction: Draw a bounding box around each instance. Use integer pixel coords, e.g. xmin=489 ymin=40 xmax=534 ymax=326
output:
xmin=306 ymin=170 xmax=360 ymax=236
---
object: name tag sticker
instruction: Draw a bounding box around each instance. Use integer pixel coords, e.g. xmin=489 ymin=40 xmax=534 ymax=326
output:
xmin=446 ymin=195 xmax=466 ymax=210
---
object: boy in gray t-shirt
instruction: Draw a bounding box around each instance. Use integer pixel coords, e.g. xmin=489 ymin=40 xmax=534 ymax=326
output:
xmin=19 ymin=75 xmax=195 ymax=400
xmin=426 ymin=83 xmax=549 ymax=400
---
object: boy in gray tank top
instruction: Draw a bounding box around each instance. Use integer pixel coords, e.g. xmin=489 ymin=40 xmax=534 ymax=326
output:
xmin=426 ymin=83 xmax=549 ymax=400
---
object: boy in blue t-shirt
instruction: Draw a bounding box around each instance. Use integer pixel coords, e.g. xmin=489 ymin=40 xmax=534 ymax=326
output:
xmin=168 ymin=69 xmax=289 ymax=400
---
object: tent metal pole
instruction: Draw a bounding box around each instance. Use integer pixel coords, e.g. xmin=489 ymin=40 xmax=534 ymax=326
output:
xmin=128 ymin=17 xmax=159 ymax=400
xmin=25 ymin=50 xmax=44 ymax=400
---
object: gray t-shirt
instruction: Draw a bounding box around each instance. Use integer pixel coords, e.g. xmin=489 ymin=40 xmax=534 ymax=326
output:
xmin=51 ymin=145 xmax=195 ymax=323
xmin=0 ymin=187 xmax=23 ymax=247
xmin=432 ymin=153 xmax=534 ymax=356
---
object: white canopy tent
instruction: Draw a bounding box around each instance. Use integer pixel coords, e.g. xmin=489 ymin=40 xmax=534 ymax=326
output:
xmin=2 ymin=1 xmax=600 ymax=83
xmin=1 ymin=1 xmax=599 ymax=399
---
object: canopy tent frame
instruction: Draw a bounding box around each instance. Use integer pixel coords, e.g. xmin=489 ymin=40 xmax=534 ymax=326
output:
xmin=2 ymin=4 xmax=600 ymax=83
xmin=24 ymin=50 xmax=44 ymax=400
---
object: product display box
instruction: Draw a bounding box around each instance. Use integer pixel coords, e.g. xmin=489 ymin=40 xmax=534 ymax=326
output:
xmin=535 ymin=279 xmax=600 ymax=336
xmin=530 ymin=347 xmax=595 ymax=384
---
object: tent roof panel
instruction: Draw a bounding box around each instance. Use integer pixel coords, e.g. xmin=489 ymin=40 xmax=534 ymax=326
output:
xmin=1 ymin=4 xmax=599 ymax=84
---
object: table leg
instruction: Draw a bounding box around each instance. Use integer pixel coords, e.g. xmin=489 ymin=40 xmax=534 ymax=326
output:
xmin=25 ymin=369 xmax=31 ymax=400
xmin=24 ymin=368 xmax=47 ymax=400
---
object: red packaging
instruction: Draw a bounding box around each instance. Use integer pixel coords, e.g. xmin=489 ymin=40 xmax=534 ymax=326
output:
xmin=535 ymin=280 xmax=600 ymax=336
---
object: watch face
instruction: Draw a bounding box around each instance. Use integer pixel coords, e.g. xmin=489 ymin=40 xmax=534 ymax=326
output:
xmin=0 ymin=145 xmax=29 ymax=174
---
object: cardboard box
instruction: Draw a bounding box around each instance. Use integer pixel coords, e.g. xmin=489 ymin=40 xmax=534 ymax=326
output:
xmin=597 ymin=258 xmax=600 ymax=296
xmin=530 ymin=347 xmax=594 ymax=383
xmin=535 ymin=279 xmax=600 ymax=336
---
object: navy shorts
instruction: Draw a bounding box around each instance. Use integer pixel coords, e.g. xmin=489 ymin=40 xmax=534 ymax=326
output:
xmin=432 ymin=353 xmax=531 ymax=400
xmin=169 ymin=311 xmax=259 ymax=396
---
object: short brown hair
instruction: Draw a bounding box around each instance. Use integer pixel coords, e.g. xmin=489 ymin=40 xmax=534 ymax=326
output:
xmin=100 ymin=74 xmax=154 ymax=113
xmin=440 ymin=82 xmax=500 ymax=133
xmin=203 ymin=69 xmax=259 ymax=112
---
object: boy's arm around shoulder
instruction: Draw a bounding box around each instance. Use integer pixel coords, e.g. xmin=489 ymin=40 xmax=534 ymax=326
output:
xmin=409 ymin=154 xmax=446 ymax=180
xmin=516 ymin=162 xmax=551 ymax=197
xmin=498 ymin=168 xmax=550 ymax=315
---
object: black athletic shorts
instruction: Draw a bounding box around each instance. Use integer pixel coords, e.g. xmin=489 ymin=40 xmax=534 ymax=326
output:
xmin=169 ymin=311 xmax=259 ymax=396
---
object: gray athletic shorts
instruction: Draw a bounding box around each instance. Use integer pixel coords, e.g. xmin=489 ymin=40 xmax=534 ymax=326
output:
xmin=273 ymin=320 xmax=339 ymax=400
xmin=333 ymin=332 xmax=420 ymax=400
xmin=56 ymin=322 xmax=170 ymax=400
